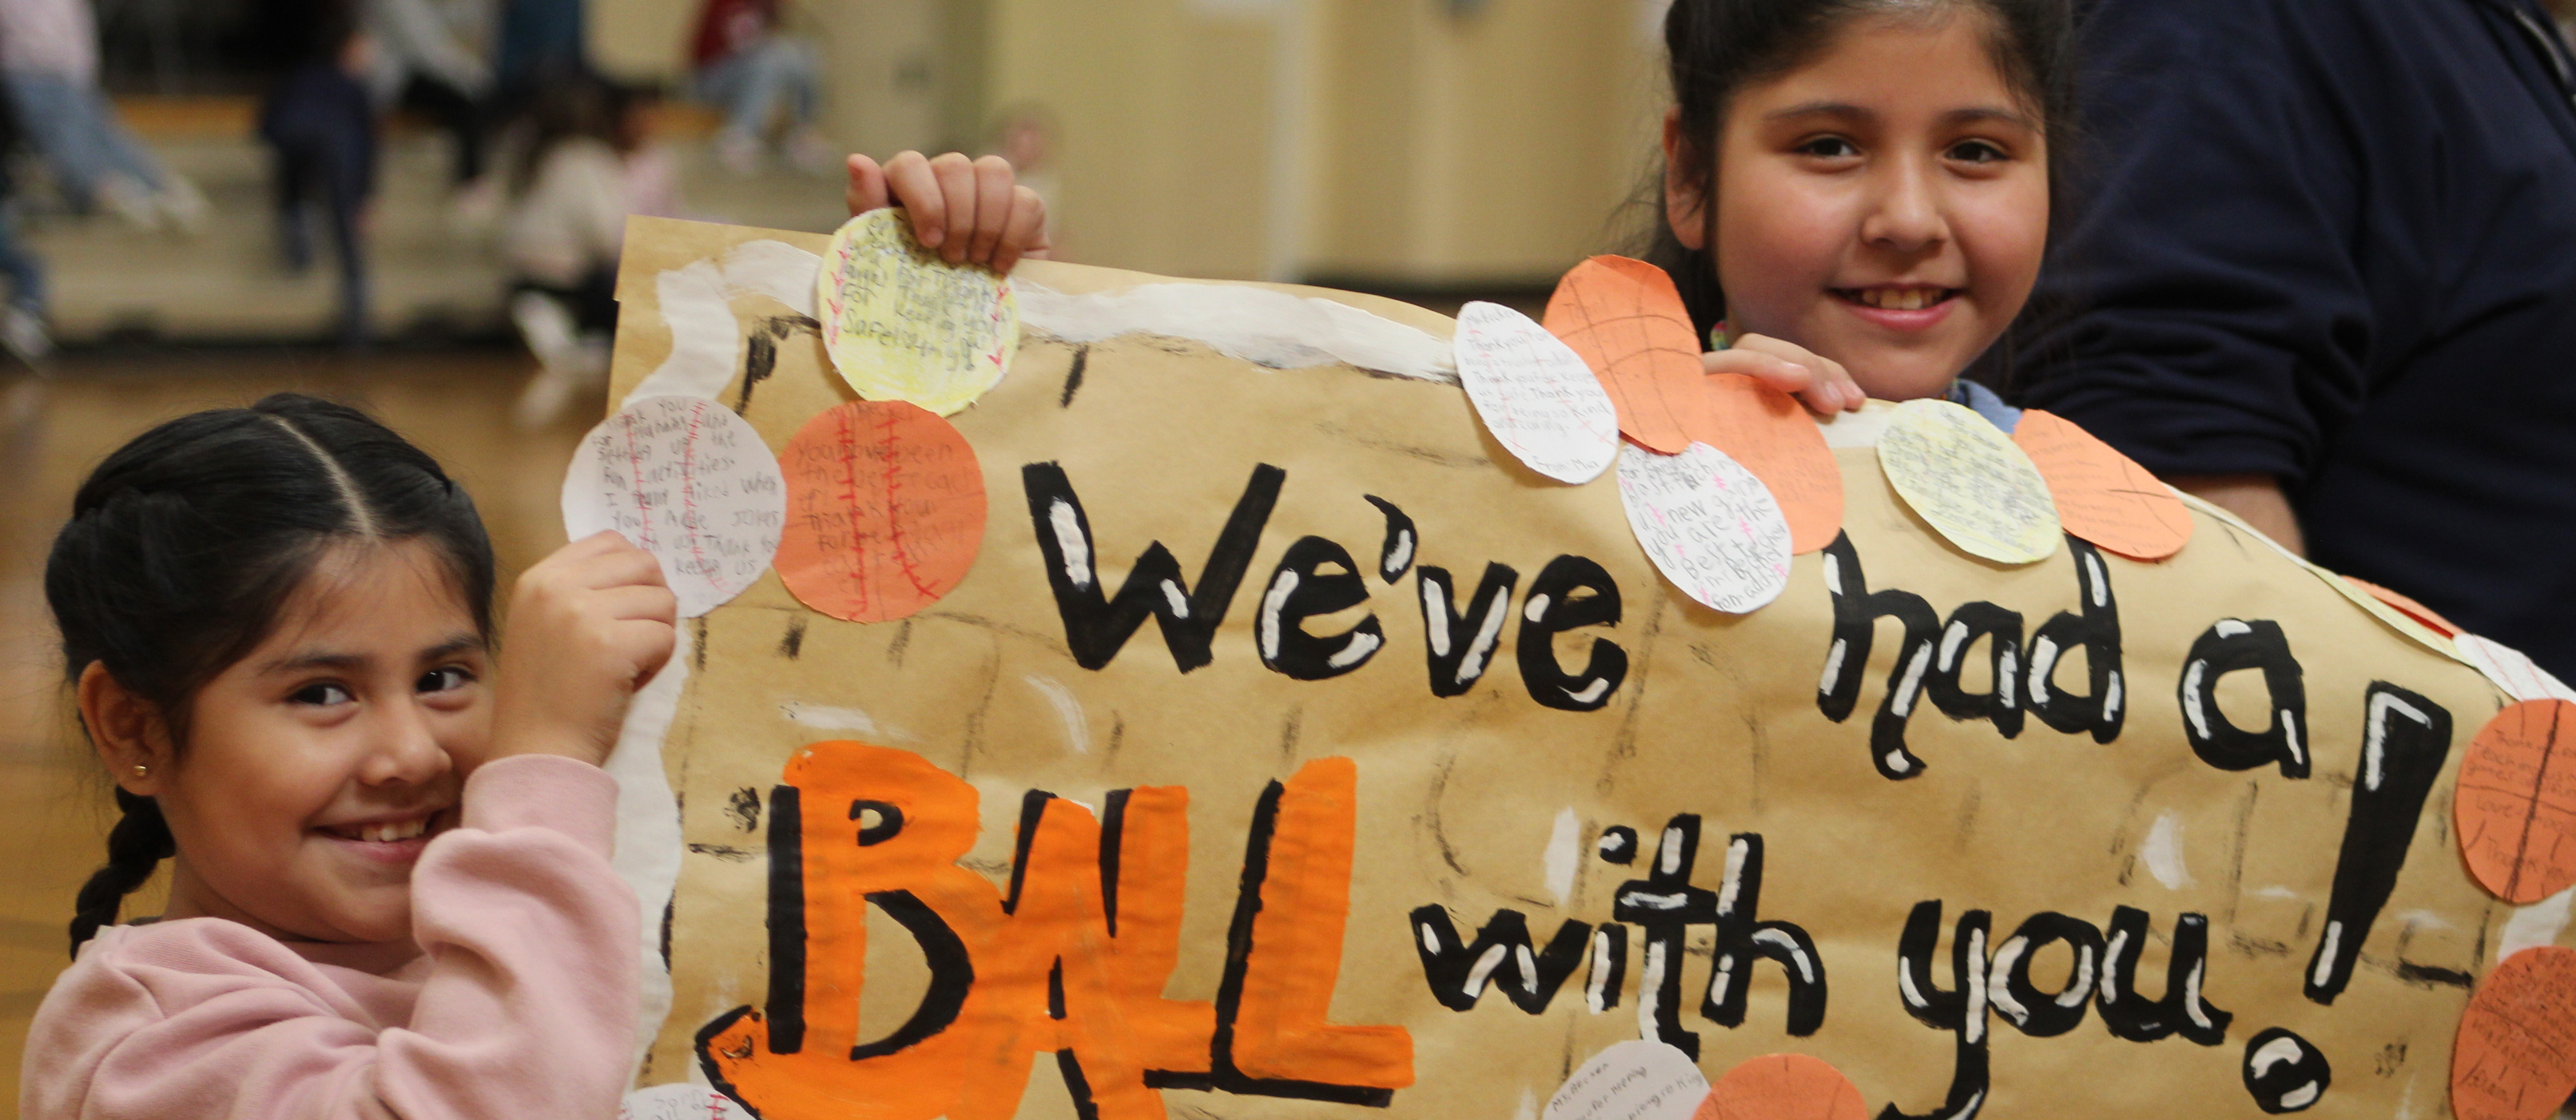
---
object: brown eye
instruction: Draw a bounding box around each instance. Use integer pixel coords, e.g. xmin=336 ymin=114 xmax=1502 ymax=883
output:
xmin=416 ymin=667 xmax=472 ymax=694
xmin=1796 ymin=136 xmax=1861 ymax=159
xmin=1948 ymin=139 xmax=2008 ymax=164
xmin=291 ymin=682 xmax=354 ymax=706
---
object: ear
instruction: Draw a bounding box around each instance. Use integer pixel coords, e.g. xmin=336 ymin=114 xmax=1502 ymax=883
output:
xmin=1662 ymin=107 xmax=1708 ymax=252
xmin=78 ymin=662 xmax=172 ymax=798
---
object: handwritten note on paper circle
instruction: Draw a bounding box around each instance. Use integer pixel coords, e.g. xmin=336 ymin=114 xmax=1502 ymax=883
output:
xmin=2456 ymin=700 xmax=2576 ymax=904
xmin=562 ymin=395 xmax=785 ymax=618
xmin=1454 ymin=300 xmax=1621 ymax=484
xmin=622 ymin=1084 xmax=754 ymax=1120
xmin=2012 ymin=408 xmax=2190 ymax=561
xmin=1546 ymin=1040 xmax=1711 ymax=1120
xmin=2452 ymin=947 xmax=2576 ymax=1120
xmin=1694 ymin=372 xmax=1844 ymax=555
xmin=1616 ymin=442 xmax=1793 ymax=614
xmin=815 ymin=207 xmax=1020 ymax=417
xmin=2458 ymin=634 xmax=2576 ymax=705
xmin=1879 ymin=398 xmax=2062 ymax=565
xmin=1694 ymin=1055 xmax=1867 ymax=1120
xmin=776 ymin=400 xmax=987 ymax=622
xmin=1543 ymin=256 xmax=1714 ymax=454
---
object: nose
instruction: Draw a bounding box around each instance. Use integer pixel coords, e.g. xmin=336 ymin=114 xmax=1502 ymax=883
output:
xmin=1860 ymin=151 xmax=1948 ymax=254
xmin=359 ymin=694 xmax=454 ymax=787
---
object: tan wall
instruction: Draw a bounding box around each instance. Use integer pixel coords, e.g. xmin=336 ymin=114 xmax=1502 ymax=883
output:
xmin=595 ymin=0 xmax=1670 ymax=285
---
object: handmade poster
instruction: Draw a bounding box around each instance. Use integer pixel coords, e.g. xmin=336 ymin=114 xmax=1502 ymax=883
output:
xmin=595 ymin=215 xmax=2571 ymax=1120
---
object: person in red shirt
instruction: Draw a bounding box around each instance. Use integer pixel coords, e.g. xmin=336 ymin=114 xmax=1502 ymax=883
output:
xmin=689 ymin=0 xmax=829 ymax=174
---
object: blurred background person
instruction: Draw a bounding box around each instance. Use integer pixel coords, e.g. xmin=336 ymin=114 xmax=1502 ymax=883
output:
xmin=505 ymin=75 xmax=682 ymax=427
xmin=2012 ymin=0 xmax=2576 ymax=680
xmin=492 ymin=0 xmax=586 ymax=115
xmin=0 ymin=74 xmax=50 ymax=365
xmin=0 ymin=0 xmax=204 ymax=231
xmin=259 ymin=7 xmax=379 ymax=349
xmin=689 ymin=0 xmax=830 ymax=175
xmin=364 ymin=0 xmax=494 ymax=186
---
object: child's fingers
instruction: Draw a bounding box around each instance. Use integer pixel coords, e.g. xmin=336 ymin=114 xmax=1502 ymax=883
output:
xmin=845 ymin=153 xmax=887 ymax=216
xmin=966 ymin=155 xmax=1016 ymax=265
xmin=1728 ymin=335 xmax=1863 ymax=414
xmin=611 ymin=617 xmax=678 ymax=686
xmin=597 ymin=584 xmax=679 ymax=625
xmin=992 ymin=185 xmax=1048 ymax=273
xmin=880 ymin=151 xmax=945 ymax=244
xmin=926 ymin=152 xmax=979 ymax=261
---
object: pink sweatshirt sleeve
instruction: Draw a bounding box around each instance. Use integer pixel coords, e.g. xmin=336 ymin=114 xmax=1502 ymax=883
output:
xmin=20 ymin=755 xmax=641 ymax=1120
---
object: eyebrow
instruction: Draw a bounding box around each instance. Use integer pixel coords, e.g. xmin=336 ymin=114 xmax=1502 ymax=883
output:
xmin=1764 ymin=101 xmax=2035 ymax=130
xmin=256 ymin=633 xmax=486 ymax=676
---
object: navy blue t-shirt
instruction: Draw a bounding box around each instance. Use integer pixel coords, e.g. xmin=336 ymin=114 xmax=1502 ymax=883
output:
xmin=2017 ymin=0 xmax=2576 ymax=679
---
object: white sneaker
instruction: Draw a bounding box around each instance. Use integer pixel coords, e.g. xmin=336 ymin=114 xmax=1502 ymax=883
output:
xmin=511 ymin=293 xmax=613 ymax=429
xmin=1 ymin=304 xmax=51 ymax=363
xmin=93 ymin=173 xmax=160 ymax=230
xmin=156 ymin=175 xmax=209 ymax=236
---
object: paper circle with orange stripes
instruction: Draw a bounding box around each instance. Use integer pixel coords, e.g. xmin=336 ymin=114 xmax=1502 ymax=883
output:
xmin=1692 ymin=1055 xmax=1867 ymax=1120
xmin=2012 ymin=408 xmax=2191 ymax=561
xmin=776 ymin=400 xmax=988 ymax=622
xmin=2456 ymin=699 xmax=2576 ymax=904
xmin=2453 ymin=947 xmax=2576 ymax=1120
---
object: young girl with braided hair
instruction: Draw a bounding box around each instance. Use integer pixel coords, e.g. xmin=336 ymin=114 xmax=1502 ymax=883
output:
xmin=24 ymin=393 xmax=675 ymax=1119
xmin=19 ymin=153 xmax=1045 ymax=1120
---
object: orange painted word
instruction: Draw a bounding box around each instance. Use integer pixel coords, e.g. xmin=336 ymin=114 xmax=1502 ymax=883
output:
xmin=698 ymin=743 xmax=1413 ymax=1120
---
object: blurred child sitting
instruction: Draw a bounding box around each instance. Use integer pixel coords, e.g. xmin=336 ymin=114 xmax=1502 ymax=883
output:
xmin=690 ymin=0 xmax=832 ymax=175
xmin=0 ymin=0 xmax=207 ymax=230
xmin=506 ymin=76 xmax=684 ymax=427
xmin=258 ymin=13 xmax=379 ymax=349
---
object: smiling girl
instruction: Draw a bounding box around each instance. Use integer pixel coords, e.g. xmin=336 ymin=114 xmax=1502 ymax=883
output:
xmin=22 ymin=395 xmax=676 ymax=1119
xmin=1643 ymin=0 xmax=2071 ymax=415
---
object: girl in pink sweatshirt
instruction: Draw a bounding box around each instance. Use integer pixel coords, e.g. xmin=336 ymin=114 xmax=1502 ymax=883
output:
xmin=21 ymin=393 xmax=677 ymax=1120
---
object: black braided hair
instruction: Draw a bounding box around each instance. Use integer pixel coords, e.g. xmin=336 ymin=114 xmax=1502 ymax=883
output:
xmin=46 ymin=393 xmax=495 ymax=956
xmin=1638 ymin=0 xmax=2077 ymax=351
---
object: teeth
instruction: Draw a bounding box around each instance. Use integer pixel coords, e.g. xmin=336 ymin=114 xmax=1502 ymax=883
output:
xmin=1858 ymin=287 xmax=1942 ymax=311
xmin=355 ymin=818 xmax=429 ymax=843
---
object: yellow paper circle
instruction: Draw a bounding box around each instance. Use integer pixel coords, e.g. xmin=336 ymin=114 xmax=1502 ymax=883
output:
xmin=815 ymin=208 xmax=1020 ymax=416
xmin=1878 ymin=397 xmax=2061 ymax=565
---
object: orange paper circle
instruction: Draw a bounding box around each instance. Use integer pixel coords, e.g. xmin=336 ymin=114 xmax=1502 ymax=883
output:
xmin=2011 ymin=408 xmax=2191 ymax=561
xmin=1692 ymin=1054 xmax=1867 ymax=1120
xmin=777 ymin=400 xmax=987 ymax=622
xmin=2456 ymin=699 xmax=2576 ymax=904
xmin=1543 ymin=256 xmax=1712 ymax=454
xmin=2341 ymin=576 xmax=2463 ymax=637
xmin=1696 ymin=373 xmax=1844 ymax=555
xmin=2453 ymin=947 xmax=2576 ymax=1120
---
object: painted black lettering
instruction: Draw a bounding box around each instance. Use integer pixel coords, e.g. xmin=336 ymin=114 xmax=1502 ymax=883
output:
xmin=1363 ymin=496 xmax=1416 ymax=582
xmin=1022 ymin=462 xmax=1283 ymax=673
xmin=1518 ymin=555 xmax=1627 ymax=712
xmin=1406 ymin=906 xmax=1591 ymax=1013
xmin=2096 ymin=906 xmax=2230 ymax=1045
xmin=1989 ymin=912 xmax=2100 ymax=1038
xmin=1611 ymin=816 xmax=1719 ymax=1057
xmin=2306 ymin=683 xmax=2451 ymax=1005
xmin=1885 ymin=901 xmax=1992 ymax=1120
xmin=2177 ymin=619 xmax=2309 ymax=777
xmin=1926 ymin=603 xmax=2025 ymax=739
xmin=1817 ymin=533 xmax=1943 ymax=779
xmin=1258 ymin=536 xmax=1384 ymax=680
xmin=1416 ymin=563 xmax=1518 ymax=697
xmin=2026 ymin=538 xmax=2124 ymax=744
xmin=1698 ymin=833 xmax=1828 ymax=1036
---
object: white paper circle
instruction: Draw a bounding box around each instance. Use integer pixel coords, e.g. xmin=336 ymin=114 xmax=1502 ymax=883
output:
xmin=1616 ymin=442 xmax=1792 ymax=614
xmin=1545 ymin=1039 xmax=1709 ymax=1120
xmin=1879 ymin=397 xmax=2061 ymax=565
xmin=2458 ymin=633 xmax=2576 ymax=704
xmin=563 ymin=395 xmax=787 ymax=618
xmin=621 ymin=1084 xmax=754 ymax=1120
xmin=1454 ymin=300 xmax=1620 ymax=484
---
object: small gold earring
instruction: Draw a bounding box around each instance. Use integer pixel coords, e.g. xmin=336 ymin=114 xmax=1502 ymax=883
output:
xmin=131 ymin=764 xmax=148 ymax=779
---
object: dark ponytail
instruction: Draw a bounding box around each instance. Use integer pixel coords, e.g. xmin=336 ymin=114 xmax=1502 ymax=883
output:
xmin=1641 ymin=0 xmax=2076 ymax=354
xmin=46 ymin=393 xmax=496 ymax=955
